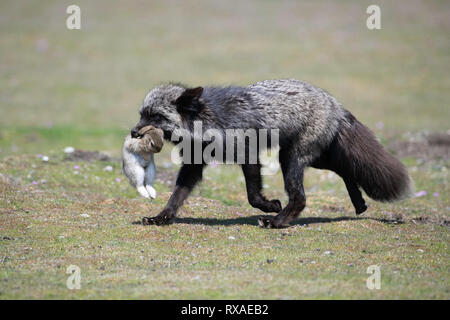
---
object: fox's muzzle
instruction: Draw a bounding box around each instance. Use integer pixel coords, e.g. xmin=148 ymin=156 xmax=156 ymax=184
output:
xmin=130 ymin=128 xmax=139 ymax=138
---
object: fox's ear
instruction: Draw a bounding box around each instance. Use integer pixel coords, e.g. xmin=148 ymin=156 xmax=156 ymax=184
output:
xmin=174 ymin=87 xmax=204 ymax=114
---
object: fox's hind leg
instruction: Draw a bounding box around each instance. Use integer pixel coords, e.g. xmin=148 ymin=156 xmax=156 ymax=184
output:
xmin=258 ymin=148 xmax=306 ymax=228
xmin=241 ymin=164 xmax=281 ymax=213
xmin=343 ymin=177 xmax=367 ymax=215
xmin=310 ymin=142 xmax=367 ymax=215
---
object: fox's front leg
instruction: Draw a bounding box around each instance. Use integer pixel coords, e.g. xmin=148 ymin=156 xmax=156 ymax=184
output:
xmin=142 ymin=163 xmax=205 ymax=226
xmin=241 ymin=164 xmax=281 ymax=213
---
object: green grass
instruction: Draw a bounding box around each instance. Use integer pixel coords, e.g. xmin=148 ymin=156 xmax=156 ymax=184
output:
xmin=0 ymin=0 xmax=449 ymax=299
xmin=0 ymin=140 xmax=448 ymax=299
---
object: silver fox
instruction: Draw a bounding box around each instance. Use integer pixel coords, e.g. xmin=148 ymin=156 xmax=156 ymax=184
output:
xmin=122 ymin=125 xmax=164 ymax=199
xmin=131 ymin=79 xmax=412 ymax=228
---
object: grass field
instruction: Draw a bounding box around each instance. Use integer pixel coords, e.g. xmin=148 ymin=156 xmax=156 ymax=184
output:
xmin=0 ymin=0 xmax=449 ymax=299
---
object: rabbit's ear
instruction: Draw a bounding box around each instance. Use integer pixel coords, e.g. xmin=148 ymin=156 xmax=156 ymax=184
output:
xmin=138 ymin=126 xmax=153 ymax=136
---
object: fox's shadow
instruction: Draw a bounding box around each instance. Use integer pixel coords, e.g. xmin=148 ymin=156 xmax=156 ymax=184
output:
xmin=132 ymin=215 xmax=403 ymax=227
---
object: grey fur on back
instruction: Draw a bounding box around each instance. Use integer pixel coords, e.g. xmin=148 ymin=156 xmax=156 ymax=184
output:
xmin=140 ymin=79 xmax=346 ymax=164
xmin=246 ymin=79 xmax=345 ymax=162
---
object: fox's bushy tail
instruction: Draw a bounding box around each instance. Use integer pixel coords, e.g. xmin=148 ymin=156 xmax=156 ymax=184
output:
xmin=336 ymin=111 xmax=413 ymax=202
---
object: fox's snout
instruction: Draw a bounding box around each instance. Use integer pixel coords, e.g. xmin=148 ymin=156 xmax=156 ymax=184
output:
xmin=130 ymin=128 xmax=139 ymax=138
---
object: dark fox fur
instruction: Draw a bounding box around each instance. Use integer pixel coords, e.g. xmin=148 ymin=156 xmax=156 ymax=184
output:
xmin=131 ymin=79 xmax=412 ymax=228
xmin=311 ymin=111 xmax=412 ymax=214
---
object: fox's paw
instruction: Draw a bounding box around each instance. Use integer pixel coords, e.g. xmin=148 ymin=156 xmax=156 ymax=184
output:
xmin=142 ymin=208 xmax=175 ymax=226
xmin=257 ymin=216 xmax=290 ymax=229
xmin=355 ymin=204 xmax=368 ymax=215
xmin=252 ymin=198 xmax=282 ymax=213
xmin=142 ymin=215 xmax=173 ymax=226
xmin=270 ymin=199 xmax=282 ymax=212
xmin=142 ymin=217 xmax=154 ymax=225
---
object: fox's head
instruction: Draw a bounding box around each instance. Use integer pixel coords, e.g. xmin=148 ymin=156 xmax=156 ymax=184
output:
xmin=131 ymin=84 xmax=205 ymax=140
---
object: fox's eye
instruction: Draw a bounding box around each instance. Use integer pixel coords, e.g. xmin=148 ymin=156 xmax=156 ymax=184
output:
xmin=153 ymin=114 xmax=169 ymax=123
xmin=150 ymin=113 xmax=162 ymax=121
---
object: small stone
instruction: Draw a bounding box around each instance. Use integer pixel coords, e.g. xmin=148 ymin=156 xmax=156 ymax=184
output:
xmin=42 ymin=156 xmax=49 ymax=162
xmin=64 ymin=147 xmax=75 ymax=154
xmin=228 ymin=236 xmax=235 ymax=240
xmin=417 ymin=249 xmax=424 ymax=253
xmin=103 ymin=165 xmax=113 ymax=172
xmin=80 ymin=213 xmax=90 ymax=218
xmin=323 ymin=250 xmax=334 ymax=256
